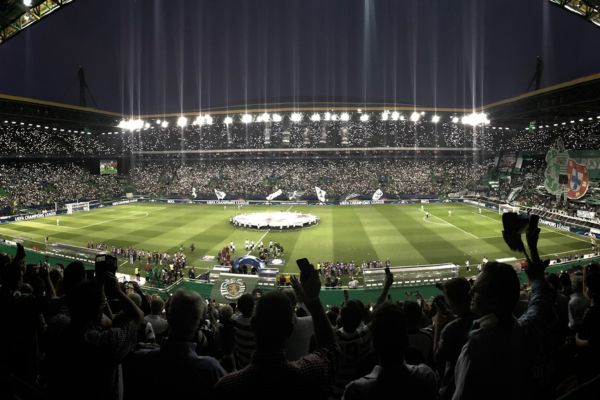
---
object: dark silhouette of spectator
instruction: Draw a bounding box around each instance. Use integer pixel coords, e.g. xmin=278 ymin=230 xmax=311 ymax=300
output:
xmin=0 ymin=244 xmax=42 ymax=384
xmin=453 ymin=257 xmax=553 ymax=400
xmin=45 ymin=273 xmax=143 ymax=400
xmin=215 ymin=260 xmax=338 ymax=400
xmin=332 ymin=299 xmax=372 ymax=397
xmin=214 ymin=304 xmax=236 ymax=371
xmin=568 ymin=276 xmax=589 ymax=332
xmin=127 ymin=289 xmax=226 ymax=399
xmin=404 ymin=300 xmax=434 ymax=366
xmin=342 ymin=301 xmax=437 ymax=400
xmin=144 ymin=295 xmax=168 ymax=343
xmin=282 ymin=288 xmax=314 ymax=361
xmin=576 ymin=264 xmax=600 ymax=380
xmin=231 ymin=293 xmax=255 ymax=369
xmin=433 ymin=278 xmax=475 ymax=400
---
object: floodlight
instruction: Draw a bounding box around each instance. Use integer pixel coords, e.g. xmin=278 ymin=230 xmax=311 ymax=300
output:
xmin=381 ymin=111 xmax=389 ymax=121
xmin=177 ymin=116 xmax=188 ymax=127
xmin=290 ymin=113 xmax=302 ymax=123
xmin=204 ymin=115 xmax=213 ymax=125
xmin=272 ymin=114 xmax=282 ymax=122
xmin=330 ymin=114 xmax=339 ymax=121
xmin=324 ymin=112 xmax=331 ymax=121
xmin=261 ymin=113 xmax=270 ymax=122
xmin=143 ymin=122 xmax=150 ymax=129
xmin=410 ymin=112 xmax=421 ymax=122
xmin=360 ymin=114 xmax=369 ymax=122
xmin=223 ymin=116 xmax=233 ymax=125
xmin=461 ymin=112 xmax=489 ymax=126
xmin=340 ymin=112 xmax=350 ymax=122
xmin=156 ymin=119 xmax=161 ymax=124
xmin=431 ymin=115 xmax=440 ymax=123
xmin=452 ymin=117 xmax=459 ymax=123
xmin=161 ymin=121 xmax=169 ymax=128
xmin=311 ymin=113 xmax=321 ymax=122
xmin=242 ymin=114 xmax=253 ymax=124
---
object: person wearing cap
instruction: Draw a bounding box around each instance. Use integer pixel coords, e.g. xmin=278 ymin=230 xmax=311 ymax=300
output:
xmin=433 ymin=278 xmax=475 ymax=400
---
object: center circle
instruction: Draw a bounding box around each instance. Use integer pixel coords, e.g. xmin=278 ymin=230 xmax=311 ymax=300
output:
xmin=231 ymin=211 xmax=320 ymax=229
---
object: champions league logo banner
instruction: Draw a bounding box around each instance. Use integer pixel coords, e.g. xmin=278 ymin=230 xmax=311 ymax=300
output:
xmin=343 ymin=193 xmax=360 ymax=202
xmin=372 ymin=189 xmax=384 ymax=201
xmin=288 ymin=190 xmax=305 ymax=201
xmin=266 ymin=189 xmax=283 ymax=201
xmin=214 ymin=189 xmax=226 ymax=200
xmin=315 ymin=187 xmax=327 ymax=202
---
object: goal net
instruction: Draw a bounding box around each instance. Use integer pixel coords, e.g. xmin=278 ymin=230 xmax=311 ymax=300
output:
xmin=66 ymin=201 xmax=90 ymax=214
xmin=499 ymin=204 xmax=520 ymax=214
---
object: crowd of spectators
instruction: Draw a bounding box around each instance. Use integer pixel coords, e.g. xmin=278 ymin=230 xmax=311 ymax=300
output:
xmin=2 ymin=237 xmax=600 ymax=400
xmin=0 ymin=162 xmax=122 ymax=212
xmin=2 ymin=117 xmax=599 ymax=156
xmin=0 ymin=157 xmax=488 ymax=214
xmin=130 ymin=158 xmax=489 ymax=199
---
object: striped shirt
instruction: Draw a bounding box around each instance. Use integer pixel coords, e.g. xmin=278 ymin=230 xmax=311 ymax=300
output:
xmin=332 ymin=324 xmax=372 ymax=397
xmin=232 ymin=313 xmax=255 ymax=369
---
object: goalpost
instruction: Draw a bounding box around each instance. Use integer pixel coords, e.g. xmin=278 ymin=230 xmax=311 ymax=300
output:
xmin=66 ymin=201 xmax=90 ymax=214
xmin=499 ymin=204 xmax=520 ymax=214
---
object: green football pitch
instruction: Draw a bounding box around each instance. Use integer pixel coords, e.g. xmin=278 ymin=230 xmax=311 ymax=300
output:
xmin=0 ymin=202 xmax=592 ymax=276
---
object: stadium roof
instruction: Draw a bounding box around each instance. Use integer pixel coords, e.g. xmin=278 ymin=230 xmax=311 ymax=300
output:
xmin=0 ymin=0 xmax=76 ymax=45
xmin=2 ymin=72 xmax=600 ymax=130
xmin=549 ymin=0 xmax=600 ymax=28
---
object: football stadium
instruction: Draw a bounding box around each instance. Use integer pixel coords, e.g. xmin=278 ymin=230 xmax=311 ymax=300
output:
xmin=1 ymin=1 xmax=600 ymax=399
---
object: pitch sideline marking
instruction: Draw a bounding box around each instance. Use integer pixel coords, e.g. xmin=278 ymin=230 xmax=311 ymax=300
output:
xmin=466 ymin=204 xmax=591 ymax=245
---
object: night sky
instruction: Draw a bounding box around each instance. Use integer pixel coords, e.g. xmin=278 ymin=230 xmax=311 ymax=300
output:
xmin=1 ymin=0 xmax=599 ymax=115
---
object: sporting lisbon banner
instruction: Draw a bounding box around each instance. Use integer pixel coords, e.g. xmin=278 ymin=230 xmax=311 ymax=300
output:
xmin=210 ymin=273 xmax=259 ymax=304
xmin=214 ymin=189 xmax=226 ymax=200
xmin=315 ymin=187 xmax=327 ymax=202
xmin=372 ymin=189 xmax=384 ymax=201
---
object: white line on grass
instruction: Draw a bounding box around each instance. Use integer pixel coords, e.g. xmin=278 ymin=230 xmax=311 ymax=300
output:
xmin=467 ymin=205 xmax=591 ymax=245
xmin=549 ymin=229 xmax=592 ymax=244
xmin=245 ymin=205 xmax=294 ymax=256
xmin=426 ymin=211 xmax=480 ymax=240
xmin=74 ymin=212 xmax=149 ymax=230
